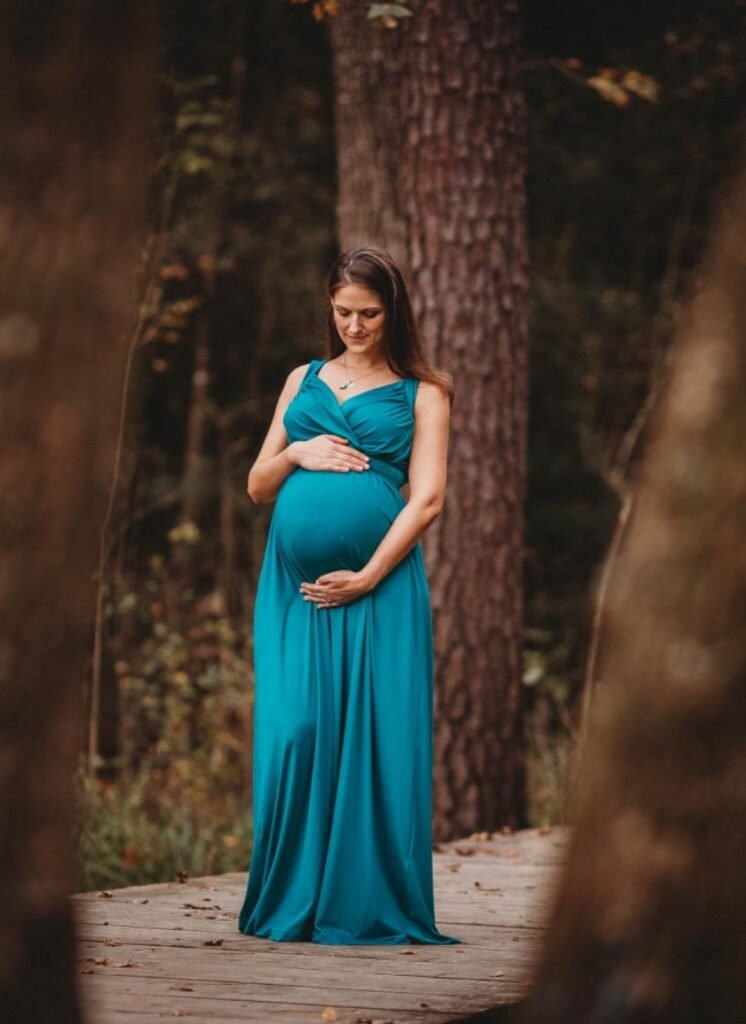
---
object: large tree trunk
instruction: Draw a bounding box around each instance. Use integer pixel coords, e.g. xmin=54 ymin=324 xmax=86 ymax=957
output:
xmin=524 ymin=164 xmax=746 ymax=1022
xmin=0 ymin=3 xmax=155 ymax=1020
xmin=329 ymin=1 xmax=529 ymax=834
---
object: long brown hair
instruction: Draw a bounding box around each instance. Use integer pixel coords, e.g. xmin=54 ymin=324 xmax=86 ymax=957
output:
xmin=324 ymin=246 xmax=454 ymax=401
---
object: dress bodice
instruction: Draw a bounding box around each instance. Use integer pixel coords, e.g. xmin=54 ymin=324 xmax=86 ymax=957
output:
xmin=283 ymin=358 xmax=419 ymax=488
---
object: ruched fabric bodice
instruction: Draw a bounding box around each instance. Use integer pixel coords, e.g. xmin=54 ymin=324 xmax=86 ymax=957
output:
xmin=237 ymin=357 xmax=461 ymax=946
xmin=283 ymin=358 xmax=418 ymax=488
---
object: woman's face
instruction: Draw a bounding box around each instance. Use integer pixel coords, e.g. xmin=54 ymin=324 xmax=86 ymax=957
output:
xmin=330 ymin=283 xmax=386 ymax=359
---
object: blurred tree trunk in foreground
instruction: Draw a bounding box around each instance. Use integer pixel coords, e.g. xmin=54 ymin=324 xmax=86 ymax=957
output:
xmin=524 ymin=161 xmax=746 ymax=1022
xmin=330 ymin=0 xmax=529 ymax=836
xmin=0 ymin=2 xmax=155 ymax=1021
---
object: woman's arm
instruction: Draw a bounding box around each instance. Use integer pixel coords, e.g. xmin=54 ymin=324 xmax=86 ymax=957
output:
xmin=300 ymin=380 xmax=451 ymax=604
xmin=248 ymin=364 xmax=371 ymax=503
xmin=246 ymin=364 xmax=308 ymax=504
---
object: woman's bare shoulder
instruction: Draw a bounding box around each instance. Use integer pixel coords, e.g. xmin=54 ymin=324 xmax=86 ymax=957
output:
xmin=278 ymin=361 xmax=311 ymax=392
xmin=416 ymin=377 xmax=452 ymax=403
xmin=287 ymin=361 xmax=311 ymax=384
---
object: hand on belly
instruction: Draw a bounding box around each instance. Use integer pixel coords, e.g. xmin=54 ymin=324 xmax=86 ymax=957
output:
xmin=299 ymin=569 xmax=373 ymax=608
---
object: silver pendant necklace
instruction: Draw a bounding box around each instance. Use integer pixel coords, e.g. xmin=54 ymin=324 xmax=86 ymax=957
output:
xmin=338 ymin=355 xmax=387 ymax=390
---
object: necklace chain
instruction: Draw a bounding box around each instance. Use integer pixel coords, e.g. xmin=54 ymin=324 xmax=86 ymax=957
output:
xmin=338 ymin=355 xmax=388 ymax=390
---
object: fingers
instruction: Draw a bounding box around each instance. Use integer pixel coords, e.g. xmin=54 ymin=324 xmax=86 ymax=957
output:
xmin=299 ymin=436 xmax=369 ymax=473
xmin=330 ymin=457 xmax=369 ymax=472
xmin=300 ymin=576 xmax=341 ymax=600
xmin=321 ymin=446 xmax=369 ymax=471
xmin=326 ymin=436 xmax=368 ymax=461
xmin=329 ymin=443 xmax=368 ymax=465
xmin=300 ymin=586 xmax=344 ymax=607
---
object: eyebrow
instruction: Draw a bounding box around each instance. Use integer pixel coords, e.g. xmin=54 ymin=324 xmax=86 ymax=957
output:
xmin=333 ymin=303 xmax=381 ymax=311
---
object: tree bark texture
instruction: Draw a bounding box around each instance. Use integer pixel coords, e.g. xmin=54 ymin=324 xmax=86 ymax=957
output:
xmin=524 ymin=164 xmax=746 ymax=1023
xmin=0 ymin=3 xmax=155 ymax=1020
xmin=330 ymin=0 xmax=529 ymax=834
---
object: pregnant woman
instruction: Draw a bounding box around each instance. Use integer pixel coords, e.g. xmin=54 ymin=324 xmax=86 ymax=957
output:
xmin=237 ymin=245 xmax=461 ymax=945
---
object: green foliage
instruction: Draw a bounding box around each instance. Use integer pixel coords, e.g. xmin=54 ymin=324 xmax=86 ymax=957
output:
xmin=79 ymin=552 xmax=254 ymax=891
xmin=75 ymin=759 xmax=253 ymax=892
xmin=109 ymin=554 xmax=251 ymax=788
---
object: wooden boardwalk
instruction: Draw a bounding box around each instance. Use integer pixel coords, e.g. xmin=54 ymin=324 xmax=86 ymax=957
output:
xmin=73 ymin=827 xmax=568 ymax=1024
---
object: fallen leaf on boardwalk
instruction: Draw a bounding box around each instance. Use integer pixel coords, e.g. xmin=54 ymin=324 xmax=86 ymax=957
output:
xmin=96 ymin=891 xmax=113 ymax=899
xmin=321 ymin=1008 xmax=338 ymax=1022
xmin=397 ymin=948 xmax=415 ymax=955
xmin=204 ymin=939 xmax=223 ymax=946
xmin=354 ymin=1017 xmax=373 ymax=1023
xmin=469 ymin=831 xmax=491 ymax=841
xmin=84 ymin=955 xmax=139 ymax=968
xmin=539 ymin=826 xmax=552 ymax=835
xmin=446 ymin=863 xmax=461 ymax=872
xmin=500 ymin=825 xmax=513 ymax=835
xmin=493 ymin=970 xmax=505 ymax=977
xmin=453 ymin=845 xmax=475 ymax=856
xmin=176 ymin=871 xmax=188 ymax=883
xmin=419 ymin=1002 xmax=429 ymax=1007
xmin=103 ymin=939 xmax=121 ymax=947
xmin=132 ymin=898 xmax=149 ymax=904
xmin=80 ymin=969 xmax=95 ymax=975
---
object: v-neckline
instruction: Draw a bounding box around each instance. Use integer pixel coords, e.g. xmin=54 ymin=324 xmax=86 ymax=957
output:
xmin=313 ymin=359 xmax=407 ymax=409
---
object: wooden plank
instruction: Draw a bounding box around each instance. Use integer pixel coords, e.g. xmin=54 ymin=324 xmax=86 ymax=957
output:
xmin=73 ymin=827 xmax=568 ymax=1024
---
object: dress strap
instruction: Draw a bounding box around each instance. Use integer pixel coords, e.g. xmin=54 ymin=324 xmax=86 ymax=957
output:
xmin=300 ymin=359 xmax=321 ymax=385
xmin=404 ymin=377 xmax=419 ymax=416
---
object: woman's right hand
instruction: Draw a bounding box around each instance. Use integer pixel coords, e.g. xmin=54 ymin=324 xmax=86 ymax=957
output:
xmin=288 ymin=435 xmax=370 ymax=473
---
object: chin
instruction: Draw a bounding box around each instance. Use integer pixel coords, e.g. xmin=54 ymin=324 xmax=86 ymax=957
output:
xmin=346 ymin=338 xmax=379 ymax=348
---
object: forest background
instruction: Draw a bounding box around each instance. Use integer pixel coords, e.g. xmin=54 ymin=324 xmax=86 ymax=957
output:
xmin=74 ymin=0 xmax=746 ymax=891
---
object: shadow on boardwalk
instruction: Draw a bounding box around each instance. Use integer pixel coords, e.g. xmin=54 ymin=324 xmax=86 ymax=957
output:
xmin=73 ymin=827 xmax=568 ymax=1023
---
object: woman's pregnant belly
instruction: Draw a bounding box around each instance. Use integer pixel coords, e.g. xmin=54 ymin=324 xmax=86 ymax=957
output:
xmin=272 ymin=467 xmax=403 ymax=582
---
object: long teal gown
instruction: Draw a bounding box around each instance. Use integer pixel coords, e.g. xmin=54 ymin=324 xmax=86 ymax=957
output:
xmin=237 ymin=358 xmax=461 ymax=945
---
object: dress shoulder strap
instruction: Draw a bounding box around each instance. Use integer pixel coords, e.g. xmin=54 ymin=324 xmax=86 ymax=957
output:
xmin=299 ymin=358 xmax=321 ymax=384
xmin=404 ymin=376 xmax=420 ymax=415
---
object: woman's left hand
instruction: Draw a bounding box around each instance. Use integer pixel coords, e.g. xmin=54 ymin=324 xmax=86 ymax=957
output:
xmin=299 ymin=569 xmax=375 ymax=608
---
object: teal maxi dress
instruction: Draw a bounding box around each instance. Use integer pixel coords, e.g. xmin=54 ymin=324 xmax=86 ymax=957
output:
xmin=237 ymin=358 xmax=461 ymax=945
